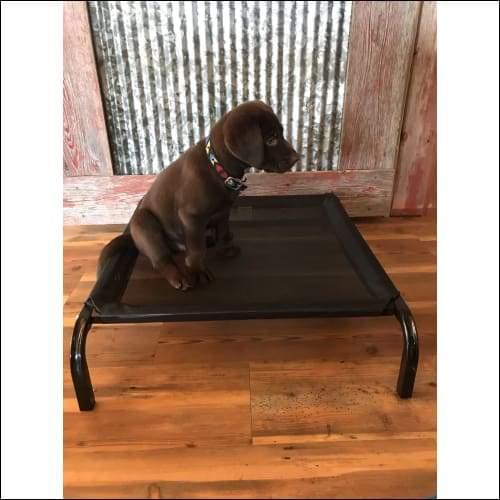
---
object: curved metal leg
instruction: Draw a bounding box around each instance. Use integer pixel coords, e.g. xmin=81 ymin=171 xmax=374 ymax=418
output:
xmin=394 ymin=297 xmax=419 ymax=399
xmin=70 ymin=303 xmax=95 ymax=411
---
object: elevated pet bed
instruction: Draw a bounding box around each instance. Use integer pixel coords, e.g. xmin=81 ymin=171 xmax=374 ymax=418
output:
xmin=71 ymin=194 xmax=418 ymax=411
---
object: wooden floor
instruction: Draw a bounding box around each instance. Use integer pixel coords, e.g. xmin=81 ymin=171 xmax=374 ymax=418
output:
xmin=63 ymin=216 xmax=436 ymax=499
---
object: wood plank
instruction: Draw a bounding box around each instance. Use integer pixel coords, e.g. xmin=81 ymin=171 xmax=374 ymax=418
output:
xmin=339 ymin=1 xmax=420 ymax=172
xmin=249 ymin=357 xmax=436 ymax=439
xmin=152 ymin=314 xmax=436 ymax=366
xmin=391 ymin=1 xmax=437 ymax=215
xmin=63 ymin=170 xmax=395 ymax=224
xmin=64 ymin=363 xmax=251 ymax=448
xmin=63 ymin=324 xmax=160 ymax=369
xmin=64 ymin=439 xmax=435 ymax=497
xmin=252 ymin=430 xmax=436 ymax=446
xmin=64 ymin=467 xmax=436 ymax=500
xmin=63 ymin=1 xmax=112 ymax=176
xmin=356 ymin=215 xmax=436 ymax=242
xmin=63 ymin=216 xmax=436 ymax=499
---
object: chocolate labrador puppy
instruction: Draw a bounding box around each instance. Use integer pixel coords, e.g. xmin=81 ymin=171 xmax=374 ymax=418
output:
xmin=99 ymin=100 xmax=300 ymax=290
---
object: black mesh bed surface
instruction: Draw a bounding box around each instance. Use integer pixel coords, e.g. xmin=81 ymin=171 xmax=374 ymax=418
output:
xmin=70 ymin=194 xmax=419 ymax=411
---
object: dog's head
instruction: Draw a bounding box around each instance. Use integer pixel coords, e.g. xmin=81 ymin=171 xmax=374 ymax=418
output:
xmin=222 ymin=101 xmax=300 ymax=173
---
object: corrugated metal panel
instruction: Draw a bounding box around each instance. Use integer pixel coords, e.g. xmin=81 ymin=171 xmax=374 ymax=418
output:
xmin=88 ymin=1 xmax=351 ymax=175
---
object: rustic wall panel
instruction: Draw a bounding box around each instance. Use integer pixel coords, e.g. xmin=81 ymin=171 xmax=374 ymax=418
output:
xmin=87 ymin=1 xmax=352 ymax=174
xmin=63 ymin=1 xmax=113 ymax=176
xmin=64 ymin=2 xmax=425 ymax=225
xmin=63 ymin=170 xmax=394 ymax=224
xmin=339 ymin=1 xmax=421 ymax=172
xmin=391 ymin=1 xmax=436 ymax=215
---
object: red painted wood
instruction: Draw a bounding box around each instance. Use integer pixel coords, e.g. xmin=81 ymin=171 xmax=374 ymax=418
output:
xmin=391 ymin=1 xmax=437 ymax=215
xmin=63 ymin=171 xmax=395 ymax=225
xmin=63 ymin=1 xmax=112 ymax=176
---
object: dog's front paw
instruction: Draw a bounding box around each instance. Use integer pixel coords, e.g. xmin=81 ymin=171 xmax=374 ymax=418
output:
xmin=170 ymin=253 xmax=198 ymax=291
xmin=183 ymin=254 xmax=215 ymax=285
xmin=158 ymin=261 xmax=194 ymax=291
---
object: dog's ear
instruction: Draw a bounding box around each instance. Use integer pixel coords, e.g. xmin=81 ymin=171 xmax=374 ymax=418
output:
xmin=222 ymin=111 xmax=263 ymax=168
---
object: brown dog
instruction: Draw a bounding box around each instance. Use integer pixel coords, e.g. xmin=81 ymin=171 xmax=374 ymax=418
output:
xmin=99 ymin=101 xmax=300 ymax=290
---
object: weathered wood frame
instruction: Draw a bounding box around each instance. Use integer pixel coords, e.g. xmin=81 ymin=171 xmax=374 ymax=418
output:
xmin=391 ymin=1 xmax=437 ymax=215
xmin=63 ymin=1 xmax=112 ymax=177
xmin=63 ymin=1 xmax=435 ymax=224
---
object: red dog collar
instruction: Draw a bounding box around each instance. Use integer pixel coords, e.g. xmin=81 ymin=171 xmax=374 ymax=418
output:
xmin=205 ymin=137 xmax=247 ymax=193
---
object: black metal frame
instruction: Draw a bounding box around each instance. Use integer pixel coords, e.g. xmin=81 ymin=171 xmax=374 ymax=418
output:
xmin=70 ymin=304 xmax=95 ymax=411
xmin=70 ymin=195 xmax=419 ymax=411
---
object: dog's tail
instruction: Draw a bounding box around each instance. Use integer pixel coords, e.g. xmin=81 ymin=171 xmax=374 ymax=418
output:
xmin=96 ymin=229 xmax=136 ymax=281
xmin=96 ymin=200 xmax=142 ymax=281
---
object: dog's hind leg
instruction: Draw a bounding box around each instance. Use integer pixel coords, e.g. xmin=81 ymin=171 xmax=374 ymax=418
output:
xmin=130 ymin=208 xmax=195 ymax=291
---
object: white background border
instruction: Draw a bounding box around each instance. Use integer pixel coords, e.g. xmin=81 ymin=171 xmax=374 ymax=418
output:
xmin=2 ymin=2 xmax=63 ymax=499
xmin=438 ymin=2 xmax=499 ymax=498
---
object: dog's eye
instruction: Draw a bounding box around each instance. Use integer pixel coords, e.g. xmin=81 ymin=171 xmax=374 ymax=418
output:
xmin=266 ymin=136 xmax=278 ymax=146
